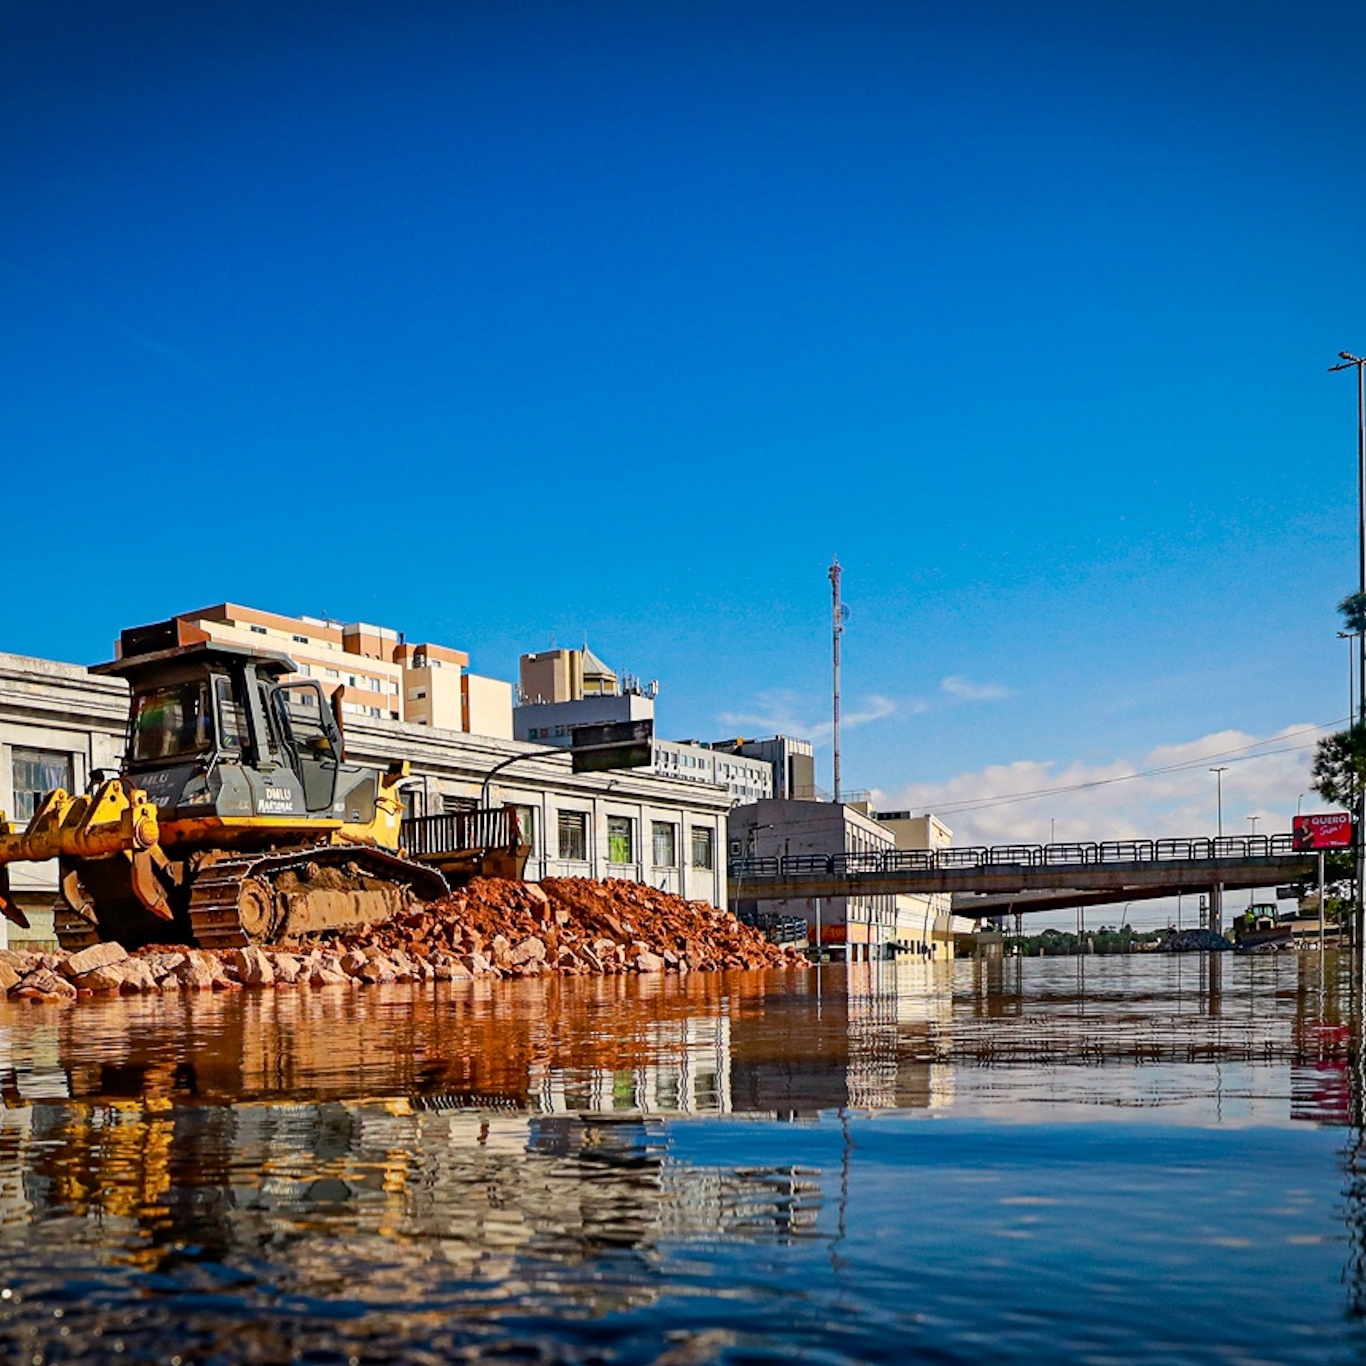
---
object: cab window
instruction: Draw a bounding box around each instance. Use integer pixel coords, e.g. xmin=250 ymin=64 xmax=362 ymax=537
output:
xmin=130 ymin=681 xmax=213 ymax=763
xmin=214 ymin=676 xmax=248 ymax=754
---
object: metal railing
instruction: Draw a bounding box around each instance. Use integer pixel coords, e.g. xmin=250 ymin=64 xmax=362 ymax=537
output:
xmin=737 ymin=908 xmax=809 ymax=946
xmin=402 ymin=806 xmax=521 ymax=859
xmin=728 ymin=833 xmax=1302 ymax=881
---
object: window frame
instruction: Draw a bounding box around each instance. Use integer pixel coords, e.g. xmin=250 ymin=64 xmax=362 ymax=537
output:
xmin=607 ymin=814 xmax=634 ymax=865
xmin=10 ymin=747 xmax=75 ymax=823
xmin=691 ymin=825 xmax=715 ymax=870
xmin=651 ymin=820 xmax=677 ymax=868
xmin=557 ymin=809 xmax=588 ymax=862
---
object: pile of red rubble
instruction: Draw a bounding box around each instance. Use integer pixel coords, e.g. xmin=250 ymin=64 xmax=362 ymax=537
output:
xmin=0 ymin=877 xmax=806 ymax=1001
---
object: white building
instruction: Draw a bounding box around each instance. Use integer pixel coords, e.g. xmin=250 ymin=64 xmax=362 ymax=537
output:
xmin=0 ymin=647 xmax=737 ymax=949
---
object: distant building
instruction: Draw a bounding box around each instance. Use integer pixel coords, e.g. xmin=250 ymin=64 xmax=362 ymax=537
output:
xmin=874 ymin=811 xmax=956 ymax=947
xmin=729 ymin=798 xmax=898 ymax=960
xmin=729 ymin=800 xmax=965 ymax=961
xmin=514 ymin=646 xmax=771 ymax=804
xmin=514 ymin=645 xmax=658 ymax=743
xmin=162 ymin=603 xmax=513 ymax=739
xmin=708 ymin=735 xmax=816 ymax=801
xmin=651 ymin=737 xmax=771 ymax=804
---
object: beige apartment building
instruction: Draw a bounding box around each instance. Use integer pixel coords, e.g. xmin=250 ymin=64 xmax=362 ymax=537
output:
xmin=160 ymin=604 xmax=513 ymax=739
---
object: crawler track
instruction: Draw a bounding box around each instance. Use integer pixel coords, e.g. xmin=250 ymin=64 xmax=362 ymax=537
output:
xmin=187 ymin=846 xmax=449 ymax=949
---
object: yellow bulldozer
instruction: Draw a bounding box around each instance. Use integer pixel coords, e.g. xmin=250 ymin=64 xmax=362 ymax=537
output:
xmin=0 ymin=618 xmax=524 ymax=951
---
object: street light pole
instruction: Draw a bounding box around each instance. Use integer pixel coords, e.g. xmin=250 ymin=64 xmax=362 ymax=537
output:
xmin=1210 ymin=767 xmax=1228 ymax=839
xmin=1329 ymin=352 xmax=1366 ymax=726
xmin=1330 ymin=351 xmax=1366 ymax=959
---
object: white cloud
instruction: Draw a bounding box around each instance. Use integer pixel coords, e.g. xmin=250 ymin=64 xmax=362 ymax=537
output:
xmin=717 ymin=690 xmax=903 ymax=743
xmin=875 ymin=723 xmax=1328 ymax=848
xmin=940 ymin=675 xmax=1015 ymax=702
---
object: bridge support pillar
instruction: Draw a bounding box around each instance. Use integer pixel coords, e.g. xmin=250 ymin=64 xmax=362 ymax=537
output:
xmin=1209 ymin=883 xmax=1223 ymax=937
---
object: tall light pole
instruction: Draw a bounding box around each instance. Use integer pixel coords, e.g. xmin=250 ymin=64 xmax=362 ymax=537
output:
xmin=1340 ymin=630 xmax=1357 ymax=724
xmin=1330 ymin=351 xmax=1366 ymax=953
xmin=1210 ymin=767 xmax=1228 ymax=838
xmin=829 ymin=556 xmax=844 ymax=805
xmin=1329 ymin=352 xmax=1366 ymax=728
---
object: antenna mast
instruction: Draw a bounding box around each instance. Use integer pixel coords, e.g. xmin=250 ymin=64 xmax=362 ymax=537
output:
xmin=829 ymin=556 xmax=843 ymax=804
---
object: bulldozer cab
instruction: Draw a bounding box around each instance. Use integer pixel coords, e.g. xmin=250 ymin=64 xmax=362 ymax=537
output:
xmin=94 ymin=623 xmax=348 ymax=822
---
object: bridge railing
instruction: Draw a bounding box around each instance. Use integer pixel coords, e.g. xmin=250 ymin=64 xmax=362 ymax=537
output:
xmin=728 ymin=832 xmax=1300 ymax=881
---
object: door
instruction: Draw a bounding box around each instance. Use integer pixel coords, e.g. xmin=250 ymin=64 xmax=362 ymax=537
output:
xmin=275 ymin=681 xmax=341 ymax=813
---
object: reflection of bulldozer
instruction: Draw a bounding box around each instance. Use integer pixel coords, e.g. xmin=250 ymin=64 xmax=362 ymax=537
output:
xmin=0 ymin=619 xmax=526 ymax=951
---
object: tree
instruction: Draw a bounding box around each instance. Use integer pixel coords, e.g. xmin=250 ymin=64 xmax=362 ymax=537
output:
xmin=1312 ymin=723 xmax=1366 ymax=811
xmin=1340 ymin=591 xmax=1366 ymax=636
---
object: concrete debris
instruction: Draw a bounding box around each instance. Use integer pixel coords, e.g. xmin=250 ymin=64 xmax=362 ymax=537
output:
xmin=1161 ymin=928 xmax=1232 ymax=953
xmin=61 ymin=941 xmax=127 ymax=978
xmin=1 ymin=877 xmax=806 ymax=1004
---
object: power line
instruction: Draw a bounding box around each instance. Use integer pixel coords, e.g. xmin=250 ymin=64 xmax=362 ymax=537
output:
xmin=906 ymin=719 xmax=1345 ymax=818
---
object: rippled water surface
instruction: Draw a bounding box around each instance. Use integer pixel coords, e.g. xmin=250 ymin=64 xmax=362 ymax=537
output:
xmin=1 ymin=954 xmax=1364 ymax=1363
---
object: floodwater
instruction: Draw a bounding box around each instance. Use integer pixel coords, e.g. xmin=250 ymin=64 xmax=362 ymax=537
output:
xmin=0 ymin=954 xmax=1364 ymax=1363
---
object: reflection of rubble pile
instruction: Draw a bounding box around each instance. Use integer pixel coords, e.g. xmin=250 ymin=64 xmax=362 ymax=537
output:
xmin=0 ymin=877 xmax=806 ymax=1001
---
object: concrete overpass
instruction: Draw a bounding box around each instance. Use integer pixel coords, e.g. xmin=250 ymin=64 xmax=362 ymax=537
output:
xmin=728 ymin=834 xmax=1318 ymax=927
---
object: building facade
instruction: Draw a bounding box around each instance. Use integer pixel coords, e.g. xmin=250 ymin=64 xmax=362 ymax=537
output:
xmin=728 ymin=798 xmax=899 ymax=960
xmin=708 ymin=735 xmax=816 ymax=801
xmin=164 ymin=604 xmax=514 ymax=739
xmin=729 ymin=800 xmax=967 ymax=960
xmin=0 ymin=647 xmax=732 ymax=948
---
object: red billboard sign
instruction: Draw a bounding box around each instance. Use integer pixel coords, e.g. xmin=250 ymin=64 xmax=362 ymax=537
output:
xmin=1293 ymin=813 xmax=1354 ymax=851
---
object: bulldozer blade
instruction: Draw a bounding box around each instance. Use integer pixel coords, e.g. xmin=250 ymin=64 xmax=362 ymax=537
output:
xmin=0 ymin=867 xmax=30 ymax=930
xmin=59 ymin=862 xmax=98 ymax=925
xmin=129 ymin=849 xmax=174 ymax=922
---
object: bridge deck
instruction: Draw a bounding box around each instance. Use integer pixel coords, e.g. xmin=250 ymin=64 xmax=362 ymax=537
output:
xmin=728 ymin=834 xmax=1318 ymax=912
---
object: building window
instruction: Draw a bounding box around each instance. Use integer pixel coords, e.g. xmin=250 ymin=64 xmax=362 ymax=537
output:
xmin=513 ymin=804 xmax=538 ymax=855
xmin=691 ymin=826 xmax=715 ymax=870
xmin=11 ymin=748 xmax=74 ymax=823
xmin=607 ymin=815 xmax=633 ymax=864
xmin=557 ymin=810 xmax=588 ymax=861
xmin=292 ymin=634 xmax=309 ymax=644
xmin=326 ymin=668 xmax=339 ymax=679
xmin=249 ymin=624 xmax=267 ymax=635
xmin=651 ymin=821 xmax=677 ymax=867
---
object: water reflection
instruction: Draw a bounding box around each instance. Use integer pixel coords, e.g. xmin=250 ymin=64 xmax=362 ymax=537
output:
xmin=0 ymin=956 xmax=1362 ymax=1363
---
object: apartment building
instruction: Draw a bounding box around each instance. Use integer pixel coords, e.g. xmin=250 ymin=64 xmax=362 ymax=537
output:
xmin=164 ymin=604 xmax=513 ymax=739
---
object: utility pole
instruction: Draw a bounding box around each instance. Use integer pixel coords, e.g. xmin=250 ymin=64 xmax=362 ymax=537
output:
xmin=1330 ymin=351 xmax=1366 ymax=957
xmin=829 ymin=557 xmax=844 ymax=805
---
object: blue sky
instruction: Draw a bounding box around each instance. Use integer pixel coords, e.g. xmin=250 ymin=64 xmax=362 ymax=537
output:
xmin=2 ymin=1 xmax=1364 ymax=868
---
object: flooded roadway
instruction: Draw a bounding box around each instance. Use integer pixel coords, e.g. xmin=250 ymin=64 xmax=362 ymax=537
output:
xmin=0 ymin=954 xmax=1362 ymax=1363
